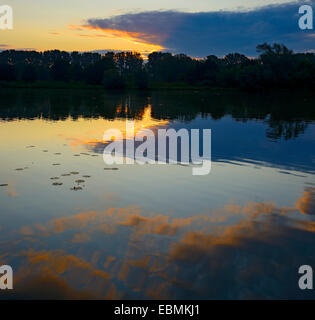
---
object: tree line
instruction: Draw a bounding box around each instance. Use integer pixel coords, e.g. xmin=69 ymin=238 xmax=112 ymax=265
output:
xmin=0 ymin=43 xmax=314 ymax=90
xmin=1 ymin=88 xmax=313 ymax=141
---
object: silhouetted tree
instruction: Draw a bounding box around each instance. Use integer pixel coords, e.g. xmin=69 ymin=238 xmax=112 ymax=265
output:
xmin=224 ymin=53 xmax=250 ymax=66
xmin=147 ymin=52 xmax=174 ymax=82
xmin=114 ymin=52 xmax=144 ymax=87
xmin=103 ymin=70 xmax=125 ymax=89
xmin=85 ymin=56 xmax=116 ymax=85
xmin=0 ymin=43 xmax=314 ymax=90
xmin=51 ymin=59 xmax=70 ymax=81
xmin=21 ymin=64 xmax=37 ymax=82
xmin=0 ymin=63 xmax=17 ymax=81
xmin=203 ymin=55 xmax=221 ymax=85
xmin=70 ymin=63 xmax=84 ymax=82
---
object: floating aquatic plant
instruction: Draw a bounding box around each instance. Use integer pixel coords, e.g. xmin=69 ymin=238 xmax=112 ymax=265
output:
xmin=0 ymin=184 xmax=8 ymax=187
xmin=52 ymin=182 xmax=63 ymax=186
xmin=70 ymin=186 xmax=83 ymax=191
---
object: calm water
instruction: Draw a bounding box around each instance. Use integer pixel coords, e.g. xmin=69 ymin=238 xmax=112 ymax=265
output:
xmin=0 ymin=88 xmax=314 ymax=299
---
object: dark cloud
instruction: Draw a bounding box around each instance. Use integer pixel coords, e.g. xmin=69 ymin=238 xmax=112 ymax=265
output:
xmin=86 ymin=1 xmax=315 ymax=56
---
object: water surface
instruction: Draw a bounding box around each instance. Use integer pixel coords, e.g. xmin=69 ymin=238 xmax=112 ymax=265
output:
xmin=0 ymin=89 xmax=314 ymax=299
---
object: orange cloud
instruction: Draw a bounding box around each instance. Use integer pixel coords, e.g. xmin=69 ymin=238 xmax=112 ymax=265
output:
xmin=296 ymin=187 xmax=315 ymax=215
xmin=120 ymin=214 xmax=179 ymax=236
xmin=68 ymin=24 xmax=164 ymax=55
xmin=7 ymin=192 xmax=315 ymax=299
xmin=0 ymin=271 xmax=97 ymax=300
xmin=1 ymin=249 xmax=120 ymax=300
xmin=19 ymin=206 xmax=142 ymax=237
xmin=71 ymin=233 xmax=91 ymax=243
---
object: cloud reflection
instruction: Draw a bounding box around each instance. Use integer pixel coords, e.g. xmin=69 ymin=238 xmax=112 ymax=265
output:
xmin=296 ymin=187 xmax=315 ymax=215
xmin=0 ymin=187 xmax=315 ymax=299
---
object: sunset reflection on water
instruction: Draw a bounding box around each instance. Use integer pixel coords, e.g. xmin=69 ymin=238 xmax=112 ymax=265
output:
xmin=0 ymin=89 xmax=314 ymax=299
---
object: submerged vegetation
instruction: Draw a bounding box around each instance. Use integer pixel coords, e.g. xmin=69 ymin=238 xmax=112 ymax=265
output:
xmin=0 ymin=43 xmax=314 ymax=91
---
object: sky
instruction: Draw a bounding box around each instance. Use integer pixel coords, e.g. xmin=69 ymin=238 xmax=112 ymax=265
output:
xmin=0 ymin=0 xmax=314 ymax=56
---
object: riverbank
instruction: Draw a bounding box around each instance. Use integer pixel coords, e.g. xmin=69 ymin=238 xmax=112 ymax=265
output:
xmin=0 ymin=80 xmax=237 ymax=92
xmin=1 ymin=81 xmax=314 ymax=95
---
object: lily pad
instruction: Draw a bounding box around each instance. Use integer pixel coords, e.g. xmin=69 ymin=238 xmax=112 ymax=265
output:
xmin=54 ymin=153 xmax=61 ymax=155
xmin=52 ymin=163 xmax=61 ymax=166
xmin=61 ymin=173 xmax=71 ymax=177
xmin=70 ymin=171 xmax=79 ymax=175
xmin=70 ymin=186 xmax=83 ymax=191
xmin=52 ymin=182 xmax=63 ymax=186
xmin=82 ymin=175 xmax=91 ymax=178
xmin=104 ymin=168 xmax=119 ymax=171
xmin=50 ymin=177 xmax=60 ymax=180
xmin=75 ymin=179 xmax=85 ymax=184
xmin=15 ymin=168 xmax=24 ymax=171
xmin=0 ymin=184 xmax=8 ymax=187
